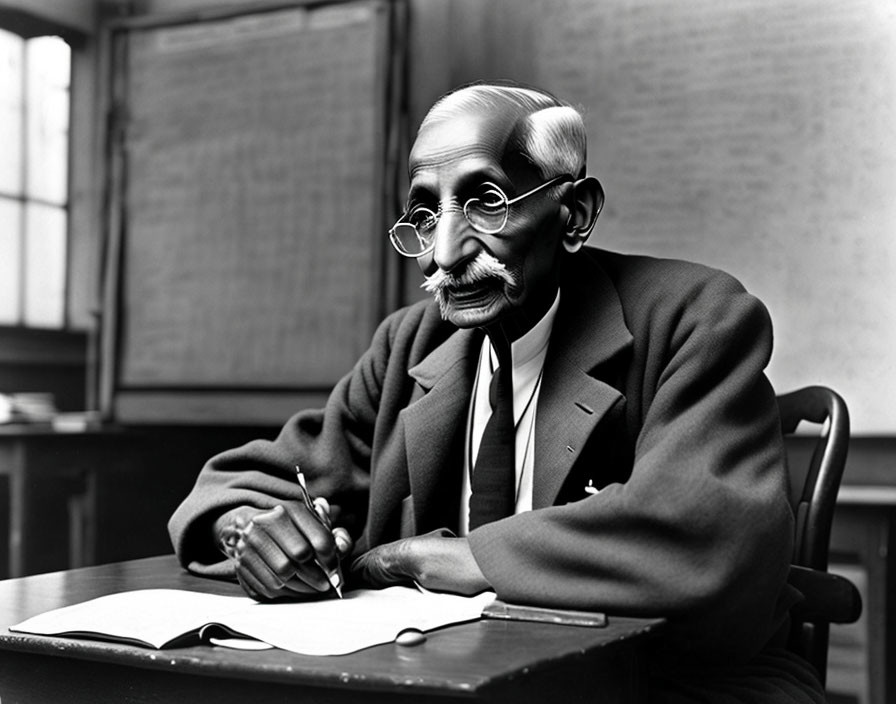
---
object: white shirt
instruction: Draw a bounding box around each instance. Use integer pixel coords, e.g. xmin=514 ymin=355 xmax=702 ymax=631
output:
xmin=458 ymin=292 xmax=560 ymax=535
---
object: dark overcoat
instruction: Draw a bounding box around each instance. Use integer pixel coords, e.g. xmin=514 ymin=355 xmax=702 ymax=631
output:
xmin=169 ymin=247 xmax=825 ymax=702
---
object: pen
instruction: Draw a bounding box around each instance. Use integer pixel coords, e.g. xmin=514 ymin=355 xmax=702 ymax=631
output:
xmin=295 ymin=465 xmax=344 ymax=598
xmin=481 ymin=600 xmax=607 ymax=627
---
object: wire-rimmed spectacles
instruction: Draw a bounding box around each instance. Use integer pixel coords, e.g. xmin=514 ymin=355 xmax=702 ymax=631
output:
xmin=388 ymin=174 xmax=572 ymax=258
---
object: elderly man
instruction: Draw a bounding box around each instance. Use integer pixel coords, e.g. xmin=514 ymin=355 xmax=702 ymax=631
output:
xmin=169 ymin=82 xmax=824 ymax=702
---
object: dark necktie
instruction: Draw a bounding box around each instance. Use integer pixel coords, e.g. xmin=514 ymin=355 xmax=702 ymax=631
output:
xmin=469 ymin=332 xmax=515 ymax=529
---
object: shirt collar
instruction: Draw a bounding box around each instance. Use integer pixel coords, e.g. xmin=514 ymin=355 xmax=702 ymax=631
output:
xmin=510 ymin=290 xmax=560 ymax=369
xmin=486 ymin=290 xmax=561 ymax=372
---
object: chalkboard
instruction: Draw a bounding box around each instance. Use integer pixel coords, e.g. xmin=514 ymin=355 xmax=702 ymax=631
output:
xmin=531 ymin=0 xmax=896 ymax=433
xmin=103 ymin=1 xmax=397 ymax=423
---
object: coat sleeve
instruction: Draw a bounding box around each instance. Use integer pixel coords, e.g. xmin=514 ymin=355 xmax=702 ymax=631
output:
xmin=167 ymin=308 xmax=406 ymax=578
xmin=467 ymin=269 xmax=798 ymax=662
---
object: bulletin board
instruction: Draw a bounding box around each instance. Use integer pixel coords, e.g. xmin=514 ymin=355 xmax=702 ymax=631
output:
xmin=101 ymin=1 xmax=402 ymax=424
xmin=530 ymin=0 xmax=896 ymax=434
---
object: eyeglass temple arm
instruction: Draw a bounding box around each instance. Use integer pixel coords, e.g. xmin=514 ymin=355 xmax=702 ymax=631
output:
xmin=505 ymin=174 xmax=573 ymax=205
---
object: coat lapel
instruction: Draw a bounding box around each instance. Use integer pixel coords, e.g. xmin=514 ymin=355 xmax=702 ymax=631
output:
xmin=401 ymin=325 xmax=481 ymax=531
xmin=533 ymin=253 xmax=633 ymax=508
xmin=397 ymin=251 xmax=633 ymax=518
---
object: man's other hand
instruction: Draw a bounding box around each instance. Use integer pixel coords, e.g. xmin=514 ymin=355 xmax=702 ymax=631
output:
xmin=351 ymin=531 xmax=489 ymax=595
xmin=213 ymin=503 xmax=353 ymax=601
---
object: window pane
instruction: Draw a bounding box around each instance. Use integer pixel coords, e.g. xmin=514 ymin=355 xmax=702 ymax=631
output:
xmin=24 ymin=202 xmax=66 ymax=327
xmin=0 ymin=28 xmax=23 ymax=196
xmin=0 ymin=196 xmax=22 ymax=324
xmin=26 ymin=36 xmax=70 ymax=204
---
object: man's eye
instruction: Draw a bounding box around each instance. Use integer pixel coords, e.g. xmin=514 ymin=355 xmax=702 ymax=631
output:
xmin=474 ymin=186 xmax=506 ymax=211
xmin=407 ymin=206 xmax=438 ymax=231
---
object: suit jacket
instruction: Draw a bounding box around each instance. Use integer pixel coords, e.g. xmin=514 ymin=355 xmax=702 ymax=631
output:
xmin=169 ymin=247 xmax=808 ymax=677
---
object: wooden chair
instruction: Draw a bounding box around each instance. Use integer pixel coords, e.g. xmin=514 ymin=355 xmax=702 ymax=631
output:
xmin=778 ymin=385 xmax=862 ymax=686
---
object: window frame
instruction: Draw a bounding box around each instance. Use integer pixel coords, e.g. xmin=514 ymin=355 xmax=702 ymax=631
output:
xmin=0 ymin=13 xmax=82 ymax=330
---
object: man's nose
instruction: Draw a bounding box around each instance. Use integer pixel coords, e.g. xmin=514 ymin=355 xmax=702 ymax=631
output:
xmin=431 ymin=207 xmax=480 ymax=274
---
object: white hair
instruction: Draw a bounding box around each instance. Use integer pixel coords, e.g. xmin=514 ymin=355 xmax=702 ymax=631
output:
xmin=420 ymin=83 xmax=587 ymax=188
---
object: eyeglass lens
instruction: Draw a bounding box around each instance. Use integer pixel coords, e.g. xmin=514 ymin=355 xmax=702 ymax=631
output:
xmin=389 ymin=175 xmax=569 ymax=256
xmin=391 ymin=193 xmax=509 ymax=255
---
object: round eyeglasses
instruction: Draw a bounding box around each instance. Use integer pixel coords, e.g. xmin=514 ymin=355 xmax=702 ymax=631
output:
xmin=388 ymin=174 xmax=572 ymax=258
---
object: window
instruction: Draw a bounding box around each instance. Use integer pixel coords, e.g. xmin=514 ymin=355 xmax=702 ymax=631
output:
xmin=0 ymin=28 xmax=70 ymax=328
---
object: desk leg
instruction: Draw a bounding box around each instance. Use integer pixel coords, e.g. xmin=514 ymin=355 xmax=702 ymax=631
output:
xmin=8 ymin=441 xmax=25 ymax=578
xmin=68 ymin=469 xmax=97 ymax=568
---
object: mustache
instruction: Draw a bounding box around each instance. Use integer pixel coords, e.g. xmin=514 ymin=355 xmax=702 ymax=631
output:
xmin=421 ymin=252 xmax=516 ymax=317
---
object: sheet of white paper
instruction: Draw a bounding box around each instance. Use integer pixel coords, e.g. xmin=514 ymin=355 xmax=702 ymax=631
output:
xmin=11 ymin=587 xmax=497 ymax=656
xmin=11 ymin=590 xmax=252 ymax=649
xmin=222 ymin=587 xmax=496 ymax=655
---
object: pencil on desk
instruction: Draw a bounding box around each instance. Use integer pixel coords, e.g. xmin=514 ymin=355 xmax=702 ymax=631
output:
xmin=295 ymin=465 xmax=344 ymax=598
xmin=482 ymin=601 xmax=607 ymax=627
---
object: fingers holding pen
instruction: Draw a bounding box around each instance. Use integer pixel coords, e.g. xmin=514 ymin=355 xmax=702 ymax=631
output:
xmin=233 ymin=504 xmax=335 ymax=598
xmin=233 ymin=556 xmax=301 ymax=602
xmin=312 ymin=496 xmax=332 ymax=527
xmin=283 ymin=501 xmax=342 ymax=577
xmin=332 ymin=526 xmax=354 ymax=556
xmin=312 ymin=497 xmax=354 ymax=556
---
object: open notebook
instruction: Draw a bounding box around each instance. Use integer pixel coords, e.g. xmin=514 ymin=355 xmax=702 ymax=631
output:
xmin=11 ymin=587 xmax=498 ymax=656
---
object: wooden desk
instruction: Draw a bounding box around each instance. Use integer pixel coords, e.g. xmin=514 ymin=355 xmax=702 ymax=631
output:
xmin=0 ymin=556 xmax=664 ymax=703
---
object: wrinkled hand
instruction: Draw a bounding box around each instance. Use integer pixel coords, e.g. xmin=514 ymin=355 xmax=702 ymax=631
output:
xmin=351 ymin=531 xmax=489 ymax=595
xmin=214 ymin=499 xmax=353 ymax=601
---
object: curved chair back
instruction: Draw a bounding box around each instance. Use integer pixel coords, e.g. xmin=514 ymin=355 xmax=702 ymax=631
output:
xmin=778 ymin=385 xmax=850 ymax=571
xmin=777 ymin=385 xmax=859 ymax=685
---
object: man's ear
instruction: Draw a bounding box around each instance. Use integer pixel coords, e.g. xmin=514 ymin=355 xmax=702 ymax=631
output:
xmin=562 ymin=177 xmax=604 ymax=254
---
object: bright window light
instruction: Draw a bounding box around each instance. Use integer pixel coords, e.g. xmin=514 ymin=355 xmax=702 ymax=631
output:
xmin=0 ymin=28 xmax=70 ymax=328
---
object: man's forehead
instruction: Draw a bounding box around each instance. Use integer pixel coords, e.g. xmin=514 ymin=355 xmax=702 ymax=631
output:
xmin=408 ymin=108 xmax=519 ymax=178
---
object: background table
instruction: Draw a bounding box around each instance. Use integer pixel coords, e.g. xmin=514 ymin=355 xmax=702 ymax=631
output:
xmin=0 ymin=424 xmax=133 ymax=578
xmin=829 ymin=486 xmax=896 ymax=704
xmin=0 ymin=555 xmax=665 ymax=703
